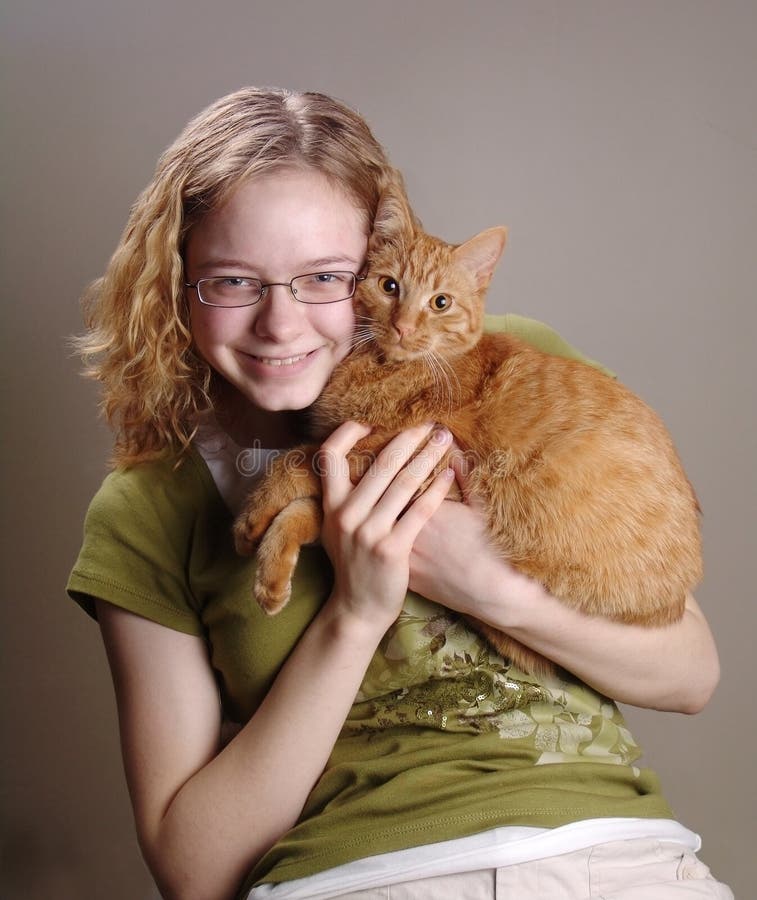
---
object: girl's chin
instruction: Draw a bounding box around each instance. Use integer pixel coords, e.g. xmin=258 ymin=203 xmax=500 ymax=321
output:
xmin=238 ymin=379 xmax=322 ymax=413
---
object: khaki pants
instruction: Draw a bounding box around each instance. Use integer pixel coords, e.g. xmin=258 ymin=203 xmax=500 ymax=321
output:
xmin=327 ymin=839 xmax=733 ymax=899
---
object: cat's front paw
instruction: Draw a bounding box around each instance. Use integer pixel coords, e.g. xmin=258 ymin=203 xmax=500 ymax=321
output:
xmin=233 ymin=495 xmax=282 ymax=556
xmin=246 ymin=497 xmax=323 ymax=616
xmin=233 ymin=448 xmax=321 ymax=556
xmin=252 ymin=526 xmax=299 ymax=615
xmin=253 ymin=569 xmax=293 ymax=616
xmin=233 ymin=512 xmax=264 ymax=556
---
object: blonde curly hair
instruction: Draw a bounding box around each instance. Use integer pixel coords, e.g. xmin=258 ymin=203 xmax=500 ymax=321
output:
xmin=77 ymin=86 xmax=400 ymax=466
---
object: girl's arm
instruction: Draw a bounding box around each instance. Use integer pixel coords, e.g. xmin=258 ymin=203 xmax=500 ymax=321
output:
xmin=409 ymin=459 xmax=720 ymax=714
xmin=97 ymin=422 xmax=453 ymax=900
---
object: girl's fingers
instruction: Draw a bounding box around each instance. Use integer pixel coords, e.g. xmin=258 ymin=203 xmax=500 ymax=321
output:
xmin=321 ymin=422 xmax=434 ymax=525
xmin=448 ymin=450 xmax=485 ymax=510
xmin=341 ymin=430 xmax=451 ymax=545
xmin=391 ymin=465 xmax=456 ymax=545
xmin=368 ymin=427 xmax=452 ymax=524
xmin=344 ymin=422 xmax=437 ymax=512
xmin=320 ymin=420 xmax=454 ymax=540
xmin=318 ymin=421 xmax=373 ymax=507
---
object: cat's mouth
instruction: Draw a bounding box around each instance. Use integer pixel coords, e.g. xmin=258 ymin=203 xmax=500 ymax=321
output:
xmin=366 ymin=323 xmax=432 ymax=362
xmin=377 ymin=342 xmax=427 ymax=364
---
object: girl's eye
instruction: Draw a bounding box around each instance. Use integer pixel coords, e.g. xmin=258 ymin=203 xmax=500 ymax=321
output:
xmin=379 ymin=277 xmax=399 ymax=297
xmin=429 ymin=294 xmax=451 ymax=311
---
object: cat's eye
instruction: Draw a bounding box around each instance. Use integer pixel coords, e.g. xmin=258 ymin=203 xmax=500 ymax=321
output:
xmin=429 ymin=294 xmax=451 ymax=311
xmin=379 ymin=276 xmax=400 ymax=297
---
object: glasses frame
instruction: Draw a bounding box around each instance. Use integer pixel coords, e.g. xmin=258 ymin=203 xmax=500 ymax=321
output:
xmin=185 ymin=271 xmax=367 ymax=308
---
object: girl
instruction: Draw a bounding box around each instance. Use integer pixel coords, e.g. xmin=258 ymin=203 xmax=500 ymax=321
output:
xmin=68 ymin=87 xmax=731 ymax=900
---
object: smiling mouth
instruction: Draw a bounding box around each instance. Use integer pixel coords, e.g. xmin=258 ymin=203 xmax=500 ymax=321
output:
xmin=251 ymin=352 xmax=311 ymax=367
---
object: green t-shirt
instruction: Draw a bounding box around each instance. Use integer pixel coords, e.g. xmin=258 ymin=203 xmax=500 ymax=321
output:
xmin=67 ymin=315 xmax=670 ymax=894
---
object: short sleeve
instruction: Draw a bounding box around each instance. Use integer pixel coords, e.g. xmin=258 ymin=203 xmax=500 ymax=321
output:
xmin=67 ymin=455 xmax=207 ymax=636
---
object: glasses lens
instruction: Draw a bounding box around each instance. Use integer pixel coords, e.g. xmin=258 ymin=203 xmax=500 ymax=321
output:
xmin=291 ymin=272 xmax=356 ymax=304
xmin=199 ymin=277 xmax=262 ymax=307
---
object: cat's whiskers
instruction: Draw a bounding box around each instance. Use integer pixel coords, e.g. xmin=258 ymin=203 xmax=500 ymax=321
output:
xmin=353 ymin=313 xmax=378 ymax=330
xmin=349 ymin=335 xmax=376 ymax=354
xmin=350 ymin=315 xmax=380 ymax=348
xmin=420 ymin=351 xmax=447 ymax=412
xmin=422 ymin=349 xmax=459 ymax=415
xmin=432 ymin=351 xmax=462 ymax=409
xmin=343 ymin=315 xmax=379 ymax=355
xmin=348 ymin=326 xmax=377 ymax=353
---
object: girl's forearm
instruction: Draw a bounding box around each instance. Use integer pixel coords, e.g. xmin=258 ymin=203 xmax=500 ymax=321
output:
xmin=472 ymin=570 xmax=719 ymax=712
xmin=143 ymin=599 xmax=385 ymax=900
xmin=410 ymin=498 xmax=719 ymax=714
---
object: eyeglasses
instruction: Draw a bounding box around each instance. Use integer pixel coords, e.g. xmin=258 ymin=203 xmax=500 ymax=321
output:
xmin=185 ymin=271 xmax=366 ymax=308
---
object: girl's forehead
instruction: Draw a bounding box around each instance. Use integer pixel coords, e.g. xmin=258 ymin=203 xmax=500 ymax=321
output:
xmin=201 ymin=170 xmax=365 ymax=232
xmin=222 ymin=167 xmax=363 ymax=212
xmin=185 ymin=170 xmax=368 ymax=274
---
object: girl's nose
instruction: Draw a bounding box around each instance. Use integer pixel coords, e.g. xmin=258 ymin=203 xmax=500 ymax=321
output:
xmin=251 ymin=284 xmax=306 ymax=341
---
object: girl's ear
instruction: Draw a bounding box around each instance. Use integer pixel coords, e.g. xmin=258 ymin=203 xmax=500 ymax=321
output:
xmin=370 ymin=180 xmax=417 ymax=248
xmin=452 ymin=226 xmax=508 ymax=291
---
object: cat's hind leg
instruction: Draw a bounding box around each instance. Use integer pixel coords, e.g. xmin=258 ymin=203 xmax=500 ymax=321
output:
xmin=254 ymin=497 xmax=323 ymax=614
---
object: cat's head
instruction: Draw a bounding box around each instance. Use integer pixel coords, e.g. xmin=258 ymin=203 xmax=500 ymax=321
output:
xmin=356 ymin=187 xmax=507 ymax=363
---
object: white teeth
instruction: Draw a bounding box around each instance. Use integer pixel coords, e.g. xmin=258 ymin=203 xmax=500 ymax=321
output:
xmin=254 ymin=353 xmax=308 ymax=367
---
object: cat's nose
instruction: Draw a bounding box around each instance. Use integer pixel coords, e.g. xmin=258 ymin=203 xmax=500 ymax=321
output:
xmin=393 ymin=321 xmax=415 ymax=340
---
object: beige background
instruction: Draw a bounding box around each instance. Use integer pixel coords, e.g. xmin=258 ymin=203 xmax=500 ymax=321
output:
xmin=1 ymin=2 xmax=754 ymax=898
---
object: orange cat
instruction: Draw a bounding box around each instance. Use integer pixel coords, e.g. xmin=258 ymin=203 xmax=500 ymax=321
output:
xmin=233 ymin=188 xmax=702 ymax=675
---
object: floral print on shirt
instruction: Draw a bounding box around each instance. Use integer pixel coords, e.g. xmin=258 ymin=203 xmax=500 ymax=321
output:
xmin=346 ymin=593 xmax=641 ymax=770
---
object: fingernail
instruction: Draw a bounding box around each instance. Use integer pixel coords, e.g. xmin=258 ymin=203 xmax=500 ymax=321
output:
xmin=431 ymin=427 xmax=452 ymax=444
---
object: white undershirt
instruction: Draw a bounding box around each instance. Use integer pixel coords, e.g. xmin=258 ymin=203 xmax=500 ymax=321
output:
xmin=193 ymin=411 xmax=277 ymax=515
xmin=245 ymin=819 xmax=699 ymax=898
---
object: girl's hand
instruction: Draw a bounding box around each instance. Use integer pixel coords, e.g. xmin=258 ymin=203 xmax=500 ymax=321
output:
xmin=318 ymin=420 xmax=455 ymax=634
xmin=409 ymin=452 xmax=525 ymax=615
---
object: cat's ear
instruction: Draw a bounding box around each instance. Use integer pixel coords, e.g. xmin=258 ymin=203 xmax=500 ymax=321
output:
xmin=371 ymin=180 xmax=417 ymax=247
xmin=453 ymin=227 xmax=508 ymax=290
